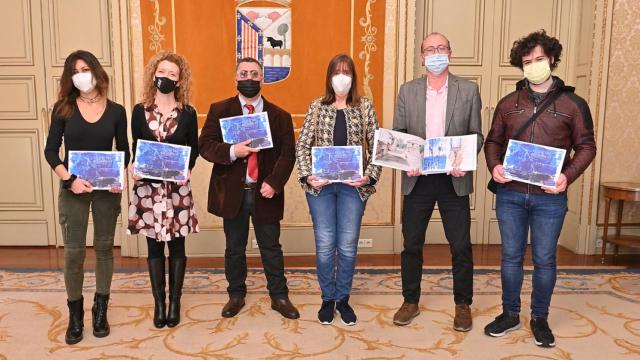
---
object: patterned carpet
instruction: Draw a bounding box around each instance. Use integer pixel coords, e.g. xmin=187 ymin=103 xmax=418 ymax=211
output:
xmin=0 ymin=267 xmax=639 ymax=359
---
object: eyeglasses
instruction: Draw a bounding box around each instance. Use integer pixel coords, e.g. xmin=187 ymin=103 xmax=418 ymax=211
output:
xmin=237 ymin=70 xmax=261 ymax=80
xmin=423 ymin=46 xmax=450 ymax=55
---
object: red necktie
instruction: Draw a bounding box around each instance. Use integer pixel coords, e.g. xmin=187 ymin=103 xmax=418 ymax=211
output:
xmin=245 ymin=104 xmax=258 ymax=180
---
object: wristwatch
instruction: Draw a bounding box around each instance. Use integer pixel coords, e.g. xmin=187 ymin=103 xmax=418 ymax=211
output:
xmin=62 ymin=174 xmax=77 ymax=190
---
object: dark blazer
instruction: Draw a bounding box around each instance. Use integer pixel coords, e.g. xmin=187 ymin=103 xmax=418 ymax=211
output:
xmin=199 ymin=95 xmax=295 ymax=223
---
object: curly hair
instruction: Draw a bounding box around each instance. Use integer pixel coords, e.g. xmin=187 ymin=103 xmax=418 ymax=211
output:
xmin=141 ymin=51 xmax=192 ymax=108
xmin=509 ymin=30 xmax=562 ymax=70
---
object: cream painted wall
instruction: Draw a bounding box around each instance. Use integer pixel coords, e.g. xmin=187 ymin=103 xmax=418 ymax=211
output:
xmin=599 ymin=0 xmax=640 ymax=223
xmin=588 ymin=0 xmax=640 ymax=256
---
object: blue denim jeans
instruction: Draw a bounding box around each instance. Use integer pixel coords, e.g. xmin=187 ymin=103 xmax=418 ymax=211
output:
xmin=496 ymin=188 xmax=568 ymax=319
xmin=306 ymin=184 xmax=366 ymax=301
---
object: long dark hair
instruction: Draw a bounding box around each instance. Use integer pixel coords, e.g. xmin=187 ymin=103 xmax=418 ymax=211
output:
xmin=56 ymin=50 xmax=109 ymax=119
xmin=320 ymin=54 xmax=360 ymax=107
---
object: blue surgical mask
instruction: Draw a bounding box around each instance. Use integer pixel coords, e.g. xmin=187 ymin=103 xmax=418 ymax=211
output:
xmin=425 ymin=54 xmax=449 ymax=75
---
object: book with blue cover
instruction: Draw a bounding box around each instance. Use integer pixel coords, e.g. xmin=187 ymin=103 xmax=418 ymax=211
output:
xmin=68 ymin=151 xmax=125 ymax=190
xmin=311 ymin=146 xmax=363 ymax=182
xmin=502 ymin=139 xmax=566 ymax=187
xmin=219 ymin=112 xmax=273 ymax=149
xmin=133 ymin=140 xmax=191 ymax=182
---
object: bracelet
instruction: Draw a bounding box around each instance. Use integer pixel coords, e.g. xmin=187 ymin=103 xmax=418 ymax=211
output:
xmin=62 ymin=174 xmax=77 ymax=190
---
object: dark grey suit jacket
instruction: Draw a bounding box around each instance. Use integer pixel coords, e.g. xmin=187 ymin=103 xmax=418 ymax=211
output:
xmin=393 ymin=73 xmax=484 ymax=196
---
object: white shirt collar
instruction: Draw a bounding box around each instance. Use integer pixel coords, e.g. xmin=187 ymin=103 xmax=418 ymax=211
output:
xmin=238 ymin=95 xmax=263 ymax=110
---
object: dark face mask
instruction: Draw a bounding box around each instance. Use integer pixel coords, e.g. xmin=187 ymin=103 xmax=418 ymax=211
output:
xmin=237 ymin=79 xmax=261 ymax=98
xmin=154 ymin=76 xmax=178 ymax=94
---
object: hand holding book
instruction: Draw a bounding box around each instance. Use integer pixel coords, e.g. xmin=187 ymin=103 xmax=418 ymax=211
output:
xmin=233 ymin=139 xmax=260 ymax=158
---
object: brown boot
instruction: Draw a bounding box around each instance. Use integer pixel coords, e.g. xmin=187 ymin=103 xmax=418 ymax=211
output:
xmin=454 ymin=303 xmax=472 ymax=332
xmin=393 ymin=302 xmax=420 ymax=326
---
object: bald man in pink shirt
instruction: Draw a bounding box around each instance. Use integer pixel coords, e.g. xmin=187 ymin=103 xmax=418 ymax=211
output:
xmin=392 ymin=32 xmax=484 ymax=332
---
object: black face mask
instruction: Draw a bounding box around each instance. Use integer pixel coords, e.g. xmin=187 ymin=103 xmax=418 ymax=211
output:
xmin=237 ymin=79 xmax=261 ymax=98
xmin=154 ymin=76 xmax=178 ymax=94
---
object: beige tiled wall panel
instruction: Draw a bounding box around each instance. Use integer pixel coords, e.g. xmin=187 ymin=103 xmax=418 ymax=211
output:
xmin=0 ymin=76 xmax=37 ymax=120
xmin=424 ymin=0 xmax=485 ymax=66
xmin=0 ymin=220 xmax=49 ymax=245
xmin=0 ymin=0 xmax=33 ymax=65
xmin=46 ymin=0 xmax=112 ymax=66
xmin=498 ymin=0 xmax=561 ymax=66
xmin=0 ymin=130 xmax=43 ymax=210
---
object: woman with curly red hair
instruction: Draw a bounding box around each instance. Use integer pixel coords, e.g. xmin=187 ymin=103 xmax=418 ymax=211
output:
xmin=127 ymin=51 xmax=199 ymax=329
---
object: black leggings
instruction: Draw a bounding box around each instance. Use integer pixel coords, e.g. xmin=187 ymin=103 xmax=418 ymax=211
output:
xmin=146 ymin=236 xmax=186 ymax=259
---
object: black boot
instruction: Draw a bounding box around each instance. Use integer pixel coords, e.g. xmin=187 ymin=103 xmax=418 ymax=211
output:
xmin=147 ymin=257 xmax=167 ymax=328
xmin=166 ymin=257 xmax=187 ymax=328
xmin=92 ymin=293 xmax=110 ymax=337
xmin=65 ymin=296 xmax=84 ymax=345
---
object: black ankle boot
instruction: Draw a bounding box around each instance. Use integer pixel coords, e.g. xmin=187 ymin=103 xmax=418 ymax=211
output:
xmin=166 ymin=257 xmax=187 ymax=328
xmin=92 ymin=293 xmax=110 ymax=337
xmin=65 ymin=296 xmax=84 ymax=344
xmin=147 ymin=257 xmax=167 ymax=328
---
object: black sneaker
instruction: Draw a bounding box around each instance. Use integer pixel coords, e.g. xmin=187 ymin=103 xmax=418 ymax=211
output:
xmin=336 ymin=296 xmax=357 ymax=326
xmin=530 ymin=318 xmax=556 ymax=348
xmin=318 ymin=300 xmax=335 ymax=325
xmin=484 ymin=312 xmax=521 ymax=337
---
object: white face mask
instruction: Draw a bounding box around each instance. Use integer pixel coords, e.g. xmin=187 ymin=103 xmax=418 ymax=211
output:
xmin=424 ymin=54 xmax=449 ymax=75
xmin=72 ymin=72 xmax=96 ymax=93
xmin=331 ymin=74 xmax=352 ymax=95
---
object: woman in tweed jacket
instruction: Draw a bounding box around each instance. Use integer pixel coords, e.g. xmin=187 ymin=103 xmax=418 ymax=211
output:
xmin=295 ymin=54 xmax=382 ymax=326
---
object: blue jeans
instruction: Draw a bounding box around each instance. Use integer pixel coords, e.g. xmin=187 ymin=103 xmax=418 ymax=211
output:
xmin=496 ymin=188 xmax=567 ymax=319
xmin=306 ymin=184 xmax=366 ymax=301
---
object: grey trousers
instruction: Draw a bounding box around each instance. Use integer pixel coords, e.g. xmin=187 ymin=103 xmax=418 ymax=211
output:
xmin=58 ymin=187 xmax=121 ymax=301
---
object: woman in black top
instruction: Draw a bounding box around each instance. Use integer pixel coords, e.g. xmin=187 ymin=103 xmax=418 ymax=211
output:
xmin=44 ymin=50 xmax=130 ymax=345
xmin=127 ymin=51 xmax=199 ymax=328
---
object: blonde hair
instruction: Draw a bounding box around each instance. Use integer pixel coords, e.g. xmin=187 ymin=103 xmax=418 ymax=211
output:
xmin=141 ymin=51 xmax=192 ymax=108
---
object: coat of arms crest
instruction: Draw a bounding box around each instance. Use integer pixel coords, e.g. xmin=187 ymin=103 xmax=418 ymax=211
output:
xmin=236 ymin=0 xmax=292 ymax=84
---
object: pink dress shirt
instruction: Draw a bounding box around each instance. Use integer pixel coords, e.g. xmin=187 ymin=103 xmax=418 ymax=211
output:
xmin=425 ymin=78 xmax=448 ymax=139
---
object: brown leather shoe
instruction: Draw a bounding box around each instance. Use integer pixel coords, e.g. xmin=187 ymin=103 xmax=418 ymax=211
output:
xmin=393 ymin=302 xmax=420 ymax=326
xmin=221 ymin=297 xmax=245 ymax=318
xmin=454 ymin=303 xmax=472 ymax=332
xmin=271 ymin=296 xmax=300 ymax=319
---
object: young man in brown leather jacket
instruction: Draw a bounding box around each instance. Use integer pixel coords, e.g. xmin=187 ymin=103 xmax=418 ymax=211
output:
xmin=483 ymin=30 xmax=596 ymax=348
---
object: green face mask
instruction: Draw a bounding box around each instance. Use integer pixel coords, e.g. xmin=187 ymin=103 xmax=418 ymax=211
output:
xmin=523 ymin=60 xmax=551 ymax=85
